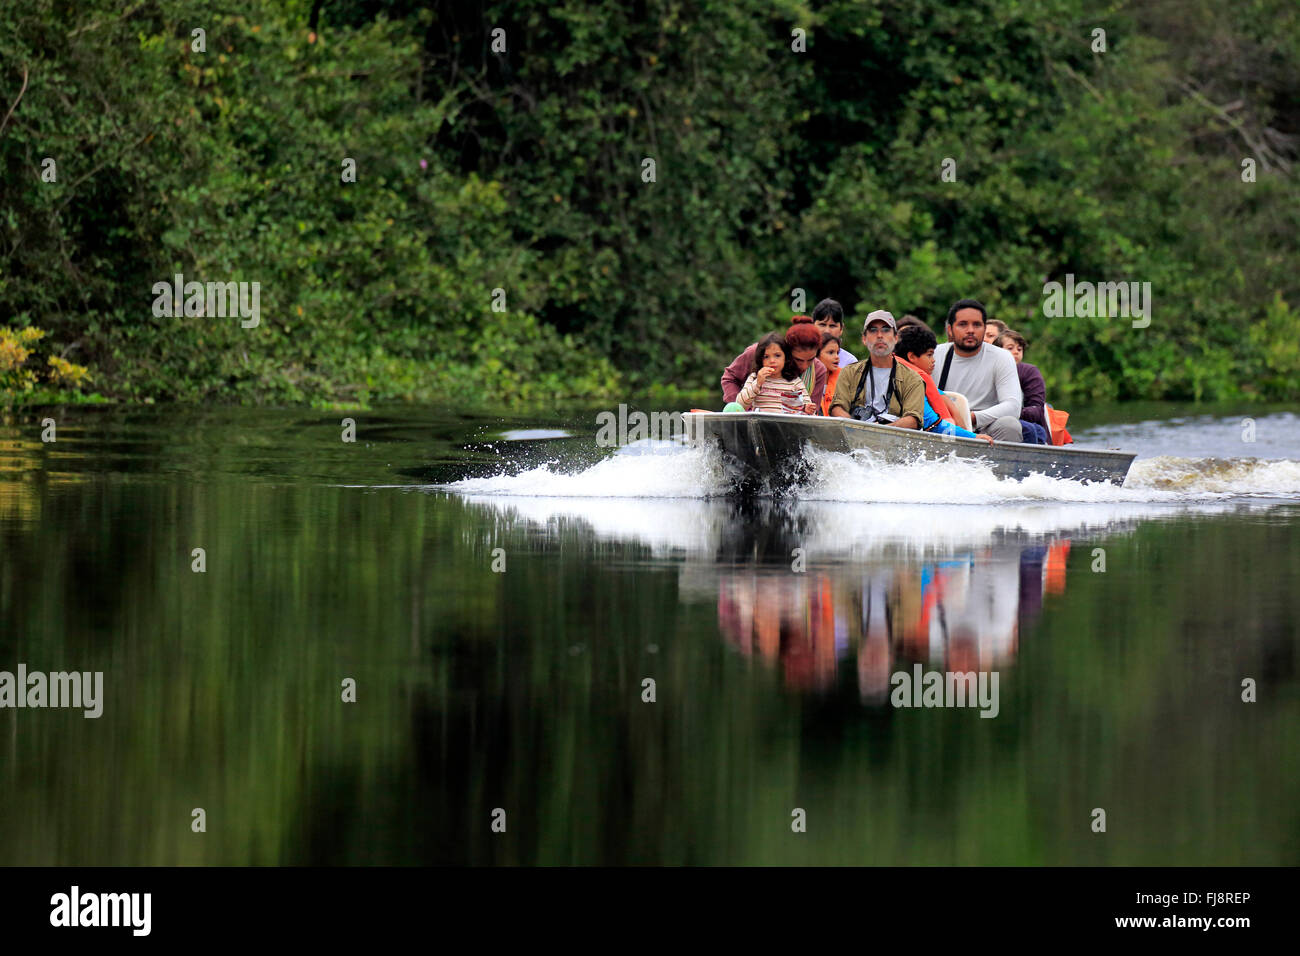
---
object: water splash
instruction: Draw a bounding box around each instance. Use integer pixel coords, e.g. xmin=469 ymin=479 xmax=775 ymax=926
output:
xmin=441 ymin=439 xmax=1300 ymax=504
xmin=1129 ymin=455 xmax=1300 ymax=496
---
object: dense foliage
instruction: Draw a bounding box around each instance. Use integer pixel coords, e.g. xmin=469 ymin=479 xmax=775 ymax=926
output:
xmin=2 ymin=0 xmax=1298 ymax=406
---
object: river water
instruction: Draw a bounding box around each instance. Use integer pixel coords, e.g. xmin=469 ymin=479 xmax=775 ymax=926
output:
xmin=1 ymin=403 xmax=1297 ymax=864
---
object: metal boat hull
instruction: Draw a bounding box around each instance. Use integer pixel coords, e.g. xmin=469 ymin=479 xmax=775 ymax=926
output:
xmin=683 ymin=412 xmax=1136 ymax=486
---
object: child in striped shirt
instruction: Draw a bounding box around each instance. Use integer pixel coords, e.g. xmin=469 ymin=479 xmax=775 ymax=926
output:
xmin=735 ymin=333 xmax=818 ymax=414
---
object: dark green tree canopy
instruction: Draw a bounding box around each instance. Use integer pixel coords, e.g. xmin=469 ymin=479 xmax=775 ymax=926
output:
xmin=2 ymin=0 xmax=1297 ymax=405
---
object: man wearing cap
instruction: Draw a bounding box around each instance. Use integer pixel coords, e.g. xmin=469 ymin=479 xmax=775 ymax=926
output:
xmin=829 ymin=310 xmax=925 ymax=429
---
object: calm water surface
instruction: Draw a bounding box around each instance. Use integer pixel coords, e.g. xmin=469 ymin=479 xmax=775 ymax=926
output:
xmin=1 ymin=403 xmax=1298 ymax=864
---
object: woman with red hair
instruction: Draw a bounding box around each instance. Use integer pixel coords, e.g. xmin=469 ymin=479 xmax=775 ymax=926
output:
xmin=721 ymin=316 xmax=828 ymax=413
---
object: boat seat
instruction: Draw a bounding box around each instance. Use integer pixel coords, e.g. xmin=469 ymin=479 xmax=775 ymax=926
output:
xmin=944 ymin=391 xmax=974 ymax=432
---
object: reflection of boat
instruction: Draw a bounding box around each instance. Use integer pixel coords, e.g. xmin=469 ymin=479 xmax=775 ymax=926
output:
xmin=712 ymin=539 xmax=1043 ymax=700
xmin=683 ymin=411 xmax=1136 ymax=486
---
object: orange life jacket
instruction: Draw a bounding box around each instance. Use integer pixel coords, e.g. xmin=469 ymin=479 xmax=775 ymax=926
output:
xmin=1046 ymin=405 xmax=1074 ymax=445
xmin=820 ymin=366 xmax=841 ymax=415
xmin=895 ymin=357 xmax=955 ymax=426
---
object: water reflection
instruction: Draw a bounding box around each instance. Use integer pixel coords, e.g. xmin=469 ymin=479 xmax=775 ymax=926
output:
xmin=708 ymin=516 xmax=1071 ymax=699
xmin=464 ymin=496 xmax=1231 ymax=702
xmin=712 ymin=549 xmax=1054 ymax=700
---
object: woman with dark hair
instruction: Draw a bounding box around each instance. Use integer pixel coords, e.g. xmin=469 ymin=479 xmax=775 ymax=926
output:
xmin=995 ymin=330 xmax=1049 ymax=443
xmin=721 ymin=316 xmax=829 ymax=411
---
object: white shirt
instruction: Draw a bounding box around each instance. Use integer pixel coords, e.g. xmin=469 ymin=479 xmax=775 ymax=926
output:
xmin=864 ymin=365 xmax=892 ymax=416
xmin=932 ymin=342 xmax=1022 ymax=422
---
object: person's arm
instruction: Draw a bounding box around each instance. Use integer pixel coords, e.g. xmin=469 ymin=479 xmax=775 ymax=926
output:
xmin=721 ymin=346 xmax=753 ymax=404
xmin=951 ymin=422 xmax=994 ymax=443
xmin=790 ymin=377 xmax=816 ymax=415
xmin=1019 ymin=365 xmax=1047 ymax=426
xmin=887 ymin=368 xmax=924 ymax=430
xmin=736 ymin=373 xmax=761 ymax=410
xmin=977 ymin=352 xmax=1024 ymax=423
xmin=809 ymin=359 xmax=827 ymax=409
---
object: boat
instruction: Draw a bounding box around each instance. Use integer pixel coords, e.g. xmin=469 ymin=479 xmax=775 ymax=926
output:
xmin=682 ymin=411 xmax=1136 ymax=488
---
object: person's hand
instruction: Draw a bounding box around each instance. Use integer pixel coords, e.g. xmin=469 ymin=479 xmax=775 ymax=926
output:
xmin=978 ymin=433 xmax=995 ymax=444
xmin=803 ymin=403 xmax=818 ymax=415
xmin=756 ymin=367 xmax=774 ymax=383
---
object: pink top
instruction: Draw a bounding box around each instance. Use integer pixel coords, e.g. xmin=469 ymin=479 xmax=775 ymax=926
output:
xmin=737 ymin=373 xmax=813 ymax=414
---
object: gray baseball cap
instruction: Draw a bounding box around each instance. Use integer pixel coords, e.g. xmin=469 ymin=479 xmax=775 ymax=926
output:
xmin=863 ymin=309 xmax=897 ymax=332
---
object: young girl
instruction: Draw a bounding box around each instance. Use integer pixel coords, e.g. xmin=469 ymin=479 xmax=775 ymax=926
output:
xmin=818 ymin=333 xmax=842 ymax=416
xmin=736 ymin=333 xmax=818 ymax=414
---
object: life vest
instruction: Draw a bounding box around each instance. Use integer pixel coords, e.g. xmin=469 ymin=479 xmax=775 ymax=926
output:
xmin=820 ymin=366 xmax=841 ymax=415
xmin=1045 ymin=405 xmax=1074 ymax=446
xmin=895 ymin=357 xmax=955 ymax=427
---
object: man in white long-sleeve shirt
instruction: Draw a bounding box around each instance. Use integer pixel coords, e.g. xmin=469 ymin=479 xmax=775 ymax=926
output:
xmin=932 ymin=299 xmax=1024 ymax=442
